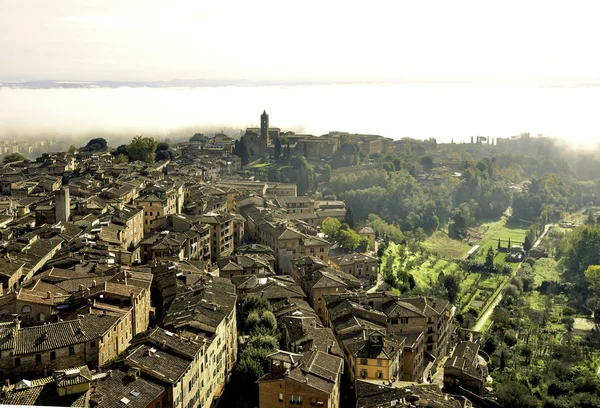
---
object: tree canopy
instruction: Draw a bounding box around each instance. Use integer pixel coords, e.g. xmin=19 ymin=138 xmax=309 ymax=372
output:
xmin=3 ymin=152 xmax=26 ymax=163
xmin=83 ymin=137 xmax=107 ymax=152
xmin=127 ymin=136 xmax=158 ymax=163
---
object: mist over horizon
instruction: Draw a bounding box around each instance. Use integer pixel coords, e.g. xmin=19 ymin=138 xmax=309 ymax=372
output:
xmin=2 ymin=83 xmax=600 ymax=150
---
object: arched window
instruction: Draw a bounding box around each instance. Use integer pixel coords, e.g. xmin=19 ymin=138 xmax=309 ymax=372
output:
xmin=21 ymin=305 xmax=32 ymax=314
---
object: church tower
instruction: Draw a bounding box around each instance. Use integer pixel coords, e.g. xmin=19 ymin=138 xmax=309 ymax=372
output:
xmin=260 ymin=110 xmax=269 ymax=152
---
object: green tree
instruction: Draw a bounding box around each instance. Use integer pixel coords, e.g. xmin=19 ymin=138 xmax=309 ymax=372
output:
xmin=448 ymin=201 xmax=477 ymax=240
xmin=321 ymin=217 xmax=341 ymax=238
xmin=485 ymin=247 xmax=495 ymax=270
xmin=289 ymin=155 xmax=316 ymax=195
xmin=84 ymin=137 xmax=107 ymax=152
xmin=68 ymin=145 xmax=77 ymax=154
xmin=357 ymin=237 xmax=370 ymax=253
xmin=189 ymin=133 xmax=208 ymax=143
xmin=587 ymin=209 xmax=596 ymax=225
xmin=495 ymin=381 xmax=539 ymax=408
xmin=584 ymin=265 xmax=600 ymax=293
xmin=156 ymin=150 xmax=171 ymax=161
xmin=336 ymin=228 xmax=361 ymax=252
xmin=3 ymin=153 xmax=26 ymax=163
xmin=344 ymin=206 xmax=356 ymax=228
xmin=367 ymin=214 xmax=404 ymax=243
xmin=240 ymin=294 xmax=272 ymax=322
xmin=443 ymin=275 xmax=460 ymax=303
xmin=246 ymin=334 xmax=278 ymax=350
xmin=565 ymin=226 xmax=600 ymax=276
xmin=420 ymin=155 xmax=434 ymax=172
xmin=267 ymin=166 xmax=279 ymax=182
xmin=523 ymin=235 xmax=533 ymax=252
xmin=156 ymin=142 xmax=170 ymax=151
xmin=246 ymin=310 xmax=278 ymax=337
xmin=233 ymin=139 xmax=250 ymax=167
xmin=274 ymin=137 xmax=282 ymax=160
xmin=127 ymin=136 xmax=158 ymax=163
xmin=113 ymin=144 xmax=129 ymax=157
xmin=319 ymin=164 xmax=331 ymax=182
xmin=114 ymin=154 xmax=129 ymax=164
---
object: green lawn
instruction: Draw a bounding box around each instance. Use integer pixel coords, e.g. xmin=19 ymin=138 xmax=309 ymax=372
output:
xmin=382 ymin=233 xmax=514 ymax=313
xmin=474 ymin=218 xmax=529 ymax=271
xmin=422 ymin=231 xmax=471 ymax=259
xmin=459 ymin=273 xmax=481 ymax=292
xmin=249 ymin=162 xmax=272 ymax=169
xmin=478 ymin=274 xmax=506 ymax=290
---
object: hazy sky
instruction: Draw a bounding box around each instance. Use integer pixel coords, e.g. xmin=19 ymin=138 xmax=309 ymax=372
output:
xmin=1 ymin=0 xmax=600 ymax=83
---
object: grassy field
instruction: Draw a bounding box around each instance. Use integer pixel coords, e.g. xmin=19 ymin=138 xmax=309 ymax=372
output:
xmin=385 ymin=218 xmax=530 ymax=314
xmin=474 ymin=218 xmax=529 ymax=270
xmin=248 ymin=162 xmax=273 ymax=169
xmin=422 ymin=231 xmax=471 ymax=259
xmin=532 ymin=258 xmax=562 ymax=286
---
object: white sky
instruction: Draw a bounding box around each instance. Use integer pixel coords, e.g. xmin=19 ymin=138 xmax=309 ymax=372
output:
xmin=1 ymin=0 xmax=600 ymax=83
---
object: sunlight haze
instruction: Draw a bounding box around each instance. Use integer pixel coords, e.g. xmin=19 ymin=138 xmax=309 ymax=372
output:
xmin=1 ymin=0 xmax=600 ymax=83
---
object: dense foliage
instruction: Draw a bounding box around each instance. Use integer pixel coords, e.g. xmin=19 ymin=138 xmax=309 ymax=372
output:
xmin=2 ymin=152 xmax=27 ymax=163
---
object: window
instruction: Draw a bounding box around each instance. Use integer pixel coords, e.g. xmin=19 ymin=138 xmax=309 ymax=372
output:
xmin=376 ymin=371 xmax=383 ymax=379
xmin=377 ymin=359 xmax=382 ymax=366
xmin=360 ymin=369 xmax=367 ymax=378
xmin=400 ymin=317 xmax=408 ymax=324
xmin=15 ymin=358 xmax=20 ymax=367
xmin=21 ymin=305 xmax=31 ymax=313
xmin=391 ymin=318 xmax=398 ymax=324
xmin=157 ymin=212 xmax=160 ymax=217
xmin=69 ymin=346 xmax=75 ymax=356
xmin=50 ymin=351 xmax=56 ymax=360
xmin=278 ymin=393 xmax=283 ymax=401
xmin=360 ymin=358 xmax=368 ymax=365
xmin=298 ymin=395 xmax=303 ymax=403
xmin=90 ymin=341 xmax=96 ymax=348
xmin=36 ymin=354 xmax=42 ymax=363
xmin=290 ymin=395 xmax=295 ymax=403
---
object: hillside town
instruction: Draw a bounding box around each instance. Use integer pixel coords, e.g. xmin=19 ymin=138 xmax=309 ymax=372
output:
xmin=0 ymin=112 xmax=485 ymax=408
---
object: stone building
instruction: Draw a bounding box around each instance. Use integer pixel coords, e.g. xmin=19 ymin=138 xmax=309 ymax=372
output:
xmin=258 ymin=350 xmax=343 ymax=408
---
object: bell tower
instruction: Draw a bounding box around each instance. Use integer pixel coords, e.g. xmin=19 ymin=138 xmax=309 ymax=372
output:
xmin=260 ymin=110 xmax=269 ymax=152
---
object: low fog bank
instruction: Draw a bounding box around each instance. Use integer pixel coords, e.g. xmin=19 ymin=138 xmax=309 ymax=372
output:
xmin=0 ymin=124 xmax=244 ymax=157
